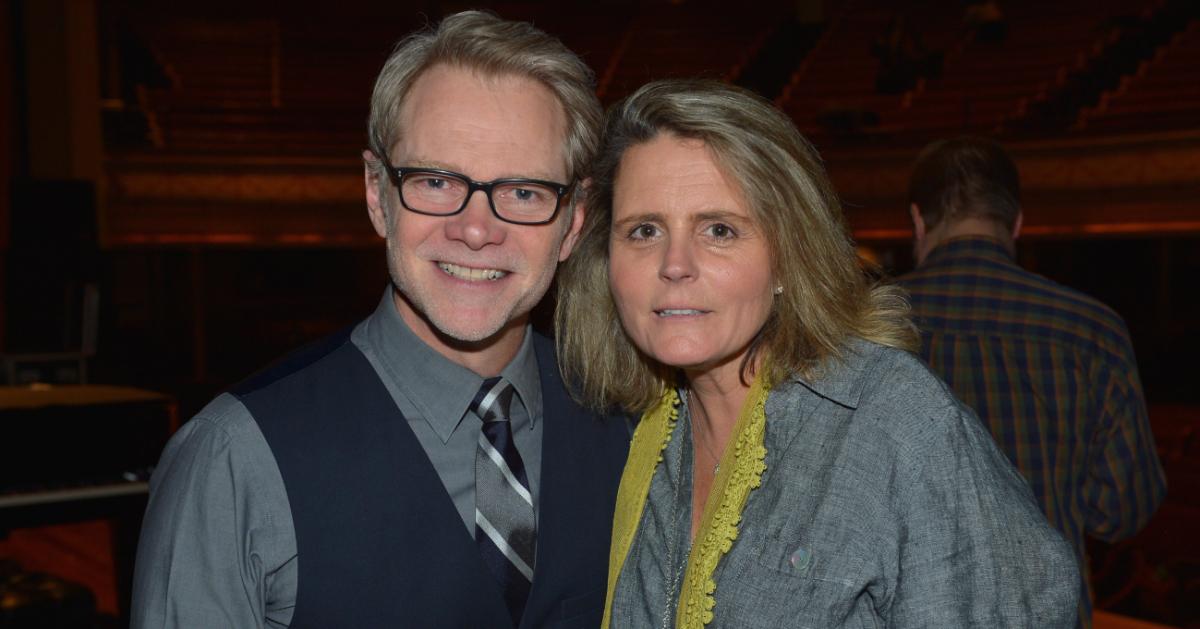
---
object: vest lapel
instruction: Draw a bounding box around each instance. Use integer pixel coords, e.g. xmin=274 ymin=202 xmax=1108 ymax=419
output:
xmin=245 ymin=339 xmax=514 ymax=628
xmin=522 ymin=335 xmax=628 ymax=629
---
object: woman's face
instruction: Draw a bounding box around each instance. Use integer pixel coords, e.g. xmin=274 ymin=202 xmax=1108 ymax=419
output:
xmin=608 ymin=134 xmax=775 ymax=382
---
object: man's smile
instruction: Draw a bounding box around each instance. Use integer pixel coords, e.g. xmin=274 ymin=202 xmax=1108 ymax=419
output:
xmin=437 ymin=261 xmax=509 ymax=281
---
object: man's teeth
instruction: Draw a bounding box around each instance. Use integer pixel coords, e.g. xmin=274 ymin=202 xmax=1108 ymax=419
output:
xmin=657 ymin=309 xmax=704 ymax=317
xmin=438 ymin=262 xmax=507 ymax=281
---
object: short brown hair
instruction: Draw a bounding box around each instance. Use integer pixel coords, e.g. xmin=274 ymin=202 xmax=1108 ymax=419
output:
xmin=556 ymin=79 xmax=917 ymax=413
xmin=365 ymin=11 xmax=601 ymax=185
xmin=908 ymin=136 xmax=1021 ymax=231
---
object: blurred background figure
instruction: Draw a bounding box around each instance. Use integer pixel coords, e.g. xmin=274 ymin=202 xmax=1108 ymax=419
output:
xmin=899 ymin=136 xmax=1166 ymax=629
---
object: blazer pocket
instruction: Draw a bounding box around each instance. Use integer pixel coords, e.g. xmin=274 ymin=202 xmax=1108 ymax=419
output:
xmin=552 ymin=587 xmax=605 ymax=629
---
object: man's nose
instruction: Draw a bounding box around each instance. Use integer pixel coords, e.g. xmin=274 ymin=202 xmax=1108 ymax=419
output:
xmin=444 ymin=189 xmax=505 ymax=249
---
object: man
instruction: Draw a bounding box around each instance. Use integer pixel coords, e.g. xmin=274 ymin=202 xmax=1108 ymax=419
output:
xmin=899 ymin=136 xmax=1166 ymax=629
xmin=131 ymin=12 xmax=630 ymax=628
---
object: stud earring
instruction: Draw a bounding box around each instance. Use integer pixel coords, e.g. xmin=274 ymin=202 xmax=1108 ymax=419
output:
xmin=774 ymin=285 xmax=784 ymax=295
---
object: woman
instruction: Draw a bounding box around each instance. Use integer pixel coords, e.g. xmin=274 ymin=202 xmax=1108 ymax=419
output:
xmin=556 ymin=79 xmax=1078 ymax=628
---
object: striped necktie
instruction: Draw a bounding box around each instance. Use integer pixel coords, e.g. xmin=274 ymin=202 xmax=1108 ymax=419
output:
xmin=471 ymin=376 xmax=535 ymax=624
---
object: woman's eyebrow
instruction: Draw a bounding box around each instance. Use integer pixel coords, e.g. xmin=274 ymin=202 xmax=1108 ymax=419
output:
xmin=612 ymin=210 xmax=752 ymax=229
xmin=612 ymin=212 xmax=663 ymax=229
xmin=692 ymin=209 xmax=751 ymax=223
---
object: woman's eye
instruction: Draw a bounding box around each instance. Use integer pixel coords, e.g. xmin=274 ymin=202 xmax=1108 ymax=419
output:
xmin=706 ymin=223 xmax=736 ymax=239
xmin=630 ymin=224 xmax=658 ymax=240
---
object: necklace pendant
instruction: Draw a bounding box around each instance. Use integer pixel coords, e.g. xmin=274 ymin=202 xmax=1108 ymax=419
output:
xmin=713 ymin=462 xmax=720 ymax=475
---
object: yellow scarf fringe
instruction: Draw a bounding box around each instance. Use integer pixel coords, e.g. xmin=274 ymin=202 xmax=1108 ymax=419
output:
xmin=602 ymin=371 xmax=771 ymax=629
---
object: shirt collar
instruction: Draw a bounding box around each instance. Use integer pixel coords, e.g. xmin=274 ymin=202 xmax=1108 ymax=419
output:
xmin=362 ymin=289 xmax=542 ymax=443
xmin=789 ymin=337 xmax=881 ymax=409
xmin=921 ymin=235 xmax=1015 ymax=268
xmin=500 ymin=329 xmax=543 ymax=429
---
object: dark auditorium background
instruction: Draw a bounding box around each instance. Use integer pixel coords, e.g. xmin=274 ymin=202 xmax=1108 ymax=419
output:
xmin=0 ymin=0 xmax=1196 ymax=627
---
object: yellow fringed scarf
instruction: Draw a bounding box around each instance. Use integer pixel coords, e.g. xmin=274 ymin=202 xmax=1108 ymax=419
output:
xmin=601 ymin=371 xmax=771 ymax=629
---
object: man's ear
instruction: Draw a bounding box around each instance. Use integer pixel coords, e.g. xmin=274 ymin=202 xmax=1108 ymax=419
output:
xmin=909 ymin=203 xmax=927 ymax=242
xmin=557 ymin=178 xmax=589 ymax=262
xmin=364 ymin=149 xmax=388 ymax=239
xmin=910 ymin=202 xmax=934 ymax=265
xmin=1011 ymin=210 xmax=1023 ymax=240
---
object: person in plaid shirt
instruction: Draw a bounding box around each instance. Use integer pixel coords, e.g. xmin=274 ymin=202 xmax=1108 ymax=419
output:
xmin=898 ymin=136 xmax=1166 ymax=629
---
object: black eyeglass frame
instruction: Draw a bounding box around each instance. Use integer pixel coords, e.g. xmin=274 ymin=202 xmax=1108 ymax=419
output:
xmin=383 ymin=163 xmax=575 ymax=226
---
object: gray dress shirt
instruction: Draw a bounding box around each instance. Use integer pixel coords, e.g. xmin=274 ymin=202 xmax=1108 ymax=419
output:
xmin=131 ymin=290 xmax=545 ymax=628
xmin=610 ymin=339 xmax=1080 ymax=628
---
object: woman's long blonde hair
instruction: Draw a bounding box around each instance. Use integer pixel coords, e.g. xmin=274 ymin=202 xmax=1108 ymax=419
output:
xmin=556 ymin=79 xmax=916 ymax=413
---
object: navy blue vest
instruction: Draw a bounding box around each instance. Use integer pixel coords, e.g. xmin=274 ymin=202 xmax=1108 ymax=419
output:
xmin=236 ymin=329 xmax=629 ymax=628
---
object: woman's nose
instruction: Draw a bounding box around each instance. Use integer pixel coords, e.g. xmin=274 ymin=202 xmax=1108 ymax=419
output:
xmin=658 ymin=236 xmax=696 ymax=282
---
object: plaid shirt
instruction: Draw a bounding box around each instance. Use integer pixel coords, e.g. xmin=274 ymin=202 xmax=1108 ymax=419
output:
xmin=899 ymin=236 xmax=1166 ymax=629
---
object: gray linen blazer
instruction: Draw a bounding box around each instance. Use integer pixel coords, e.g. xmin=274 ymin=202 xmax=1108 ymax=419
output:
xmin=612 ymin=340 xmax=1080 ymax=628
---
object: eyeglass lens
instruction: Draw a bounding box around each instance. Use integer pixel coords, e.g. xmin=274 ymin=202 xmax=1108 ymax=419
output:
xmin=401 ymin=172 xmax=558 ymax=223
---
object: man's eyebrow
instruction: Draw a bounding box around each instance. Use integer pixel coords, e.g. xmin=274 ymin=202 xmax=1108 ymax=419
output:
xmin=402 ymin=159 xmax=460 ymax=172
xmin=393 ymin=158 xmax=565 ymax=182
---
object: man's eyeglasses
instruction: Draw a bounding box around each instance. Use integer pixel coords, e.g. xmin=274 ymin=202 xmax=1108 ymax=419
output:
xmin=384 ymin=164 xmax=574 ymax=226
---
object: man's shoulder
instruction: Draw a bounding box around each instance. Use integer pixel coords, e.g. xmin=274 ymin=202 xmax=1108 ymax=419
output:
xmin=979 ymin=264 xmax=1127 ymax=338
xmin=152 ymin=394 xmax=258 ymax=467
xmin=152 ymin=393 xmax=281 ymax=496
xmin=231 ymin=324 xmax=360 ymax=398
xmin=903 ymin=256 xmax=1133 ymax=358
xmin=190 ymin=392 xmax=257 ymax=437
xmin=998 ymin=262 xmax=1122 ymax=320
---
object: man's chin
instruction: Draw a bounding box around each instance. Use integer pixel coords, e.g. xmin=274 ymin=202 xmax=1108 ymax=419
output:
xmin=434 ymin=322 xmax=506 ymax=345
xmin=425 ymin=308 xmax=523 ymax=346
xmin=390 ymin=285 xmax=528 ymax=351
